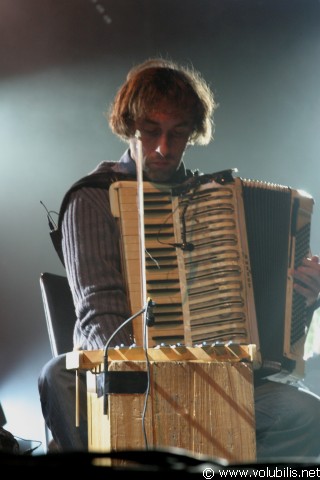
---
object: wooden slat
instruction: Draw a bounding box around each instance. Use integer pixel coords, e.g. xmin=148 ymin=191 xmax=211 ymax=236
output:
xmin=66 ymin=344 xmax=258 ymax=369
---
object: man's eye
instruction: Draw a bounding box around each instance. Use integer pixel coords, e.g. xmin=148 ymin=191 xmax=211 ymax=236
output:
xmin=172 ymin=129 xmax=189 ymax=138
xmin=142 ymin=129 xmax=160 ymax=137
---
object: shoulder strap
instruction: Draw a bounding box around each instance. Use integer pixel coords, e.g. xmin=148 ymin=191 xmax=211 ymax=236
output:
xmin=50 ymin=167 xmax=135 ymax=266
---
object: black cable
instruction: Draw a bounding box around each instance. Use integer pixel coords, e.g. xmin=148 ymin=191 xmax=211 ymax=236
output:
xmin=102 ymin=305 xmax=147 ymax=415
xmin=40 ymin=200 xmax=59 ymax=231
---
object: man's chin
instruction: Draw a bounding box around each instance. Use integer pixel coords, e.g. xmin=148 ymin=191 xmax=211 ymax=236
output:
xmin=146 ymin=173 xmax=173 ymax=183
xmin=145 ymin=167 xmax=176 ymax=183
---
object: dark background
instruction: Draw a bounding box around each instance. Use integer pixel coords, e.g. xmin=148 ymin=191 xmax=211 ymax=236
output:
xmin=0 ymin=0 xmax=319 ymax=453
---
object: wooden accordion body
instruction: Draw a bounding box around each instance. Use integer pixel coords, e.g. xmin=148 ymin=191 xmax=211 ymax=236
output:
xmin=109 ymin=171 xmax=314 ymax=374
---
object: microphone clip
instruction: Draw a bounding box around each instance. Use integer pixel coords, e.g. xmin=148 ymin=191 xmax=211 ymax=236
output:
xmin=146 ymin=297 xmax=156 ymax=327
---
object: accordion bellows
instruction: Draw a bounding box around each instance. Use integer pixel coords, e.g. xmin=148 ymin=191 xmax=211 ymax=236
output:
xmin=109 ymin=171 xmax=314 ymax=373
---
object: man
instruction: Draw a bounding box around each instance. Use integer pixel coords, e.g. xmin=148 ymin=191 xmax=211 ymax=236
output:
xmin=39 ymin=58 xmax=320 ymax=459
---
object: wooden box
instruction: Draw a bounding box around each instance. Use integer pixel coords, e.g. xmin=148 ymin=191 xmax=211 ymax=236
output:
xmin=67 ymin=345 xmax=256 ymax=463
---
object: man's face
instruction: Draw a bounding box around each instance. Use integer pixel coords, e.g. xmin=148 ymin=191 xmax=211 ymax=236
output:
xmin=130 ymin=107 xmax=194 ymax=182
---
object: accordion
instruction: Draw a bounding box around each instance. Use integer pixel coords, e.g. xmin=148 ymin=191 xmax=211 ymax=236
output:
xmin=109 ymin=170 xmax=314 ymax=373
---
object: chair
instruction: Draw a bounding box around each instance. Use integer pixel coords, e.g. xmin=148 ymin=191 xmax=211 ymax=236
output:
xmin=39 ymin=272 xmax=76 ymax=451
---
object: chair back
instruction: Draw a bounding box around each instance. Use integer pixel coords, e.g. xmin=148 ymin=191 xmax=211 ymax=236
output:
xmin=40 ymin=272 xmax=75 ymax=356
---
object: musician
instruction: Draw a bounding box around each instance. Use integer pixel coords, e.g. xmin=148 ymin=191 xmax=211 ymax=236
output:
xmin=38 ymin=58 xmax=320 ymax=459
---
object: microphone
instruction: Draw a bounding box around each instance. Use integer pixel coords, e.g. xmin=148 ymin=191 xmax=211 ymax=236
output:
xmin=146 ymin=297 xmax=156 ymax=326
xmin=170 ymin=242 xmax=195 ymax=252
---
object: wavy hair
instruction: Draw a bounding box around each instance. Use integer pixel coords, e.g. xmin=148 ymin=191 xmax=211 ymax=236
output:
xmin=108 ymin=58 xmax=217 ymax=145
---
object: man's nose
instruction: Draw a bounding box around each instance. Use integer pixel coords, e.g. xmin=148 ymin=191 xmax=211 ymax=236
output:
xmin=155 ymin=134 xmax=170 ymax=157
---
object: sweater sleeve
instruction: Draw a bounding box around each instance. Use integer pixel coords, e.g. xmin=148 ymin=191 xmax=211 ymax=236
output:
xmin=61 ymin=186 xmax=133 ymax=350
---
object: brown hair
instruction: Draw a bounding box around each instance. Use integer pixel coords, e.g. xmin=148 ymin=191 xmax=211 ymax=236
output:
xmin=108 ymin=58 xmax=217 ymax=145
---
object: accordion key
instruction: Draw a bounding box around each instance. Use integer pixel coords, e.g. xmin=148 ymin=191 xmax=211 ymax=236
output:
xmin=109 ymin=173 xmax=314 ymax=372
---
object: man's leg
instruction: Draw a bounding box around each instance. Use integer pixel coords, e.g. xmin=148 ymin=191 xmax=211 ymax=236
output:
xmin=255 ymin=380 xmax=320 ymax=460
xmin=38 ymin=354 xmax=88 ymax=451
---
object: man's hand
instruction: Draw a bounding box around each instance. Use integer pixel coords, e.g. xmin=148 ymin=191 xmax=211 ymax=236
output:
xmin=293 ymin=255 xmax=320 ymax=307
